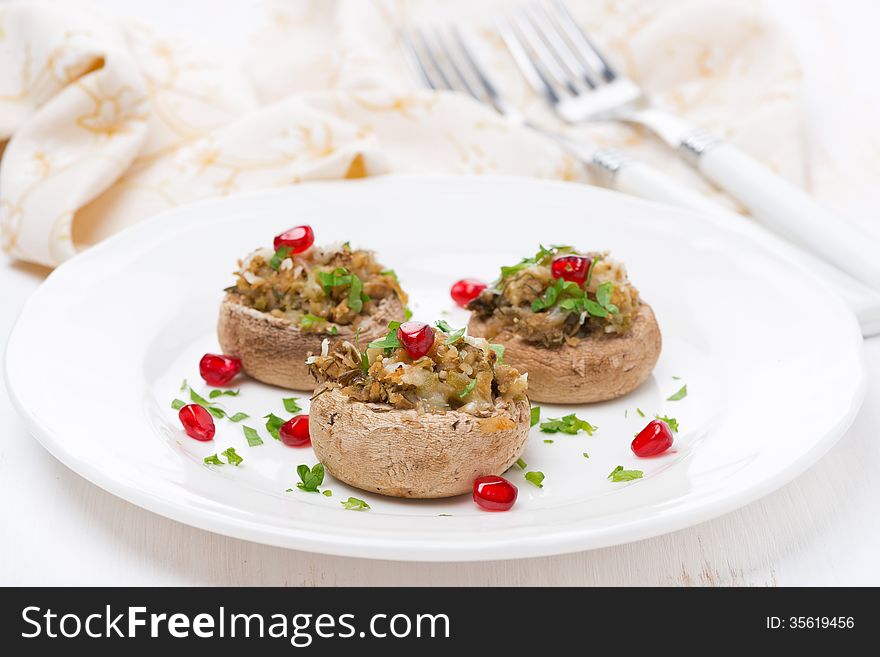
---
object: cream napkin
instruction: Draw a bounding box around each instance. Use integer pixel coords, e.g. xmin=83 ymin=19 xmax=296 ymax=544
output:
xmin=0 ymin=0 xmax=804 ymax=268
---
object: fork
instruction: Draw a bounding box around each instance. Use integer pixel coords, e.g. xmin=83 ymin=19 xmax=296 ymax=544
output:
xmin=399 ymin=27 xmax=723 ymax=215
xmin=501 ymin=0 xmax=880 ymax=293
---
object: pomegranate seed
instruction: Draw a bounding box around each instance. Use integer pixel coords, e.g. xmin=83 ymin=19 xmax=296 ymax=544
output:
xmin=473 ymin=475 xmax=518 ymax=511
xmin=199 ymin=353 xmax=241 ymax=386
xmin=631 ymin=419 xmax=674 ymax=457
xmin=273 ymin=225 xmax=315 ymax=253
xmin=551 ymin=255 xmax=591 ymax=285
xmin=450 ymin=278 xmax=487 ymax=308
xmin=179 ymin=404 xmax=215 ymax=441
xmin=396 ymin=321 xmax=435 ymax=360
xmin=279 ymin=415 xmax=311 ymax=447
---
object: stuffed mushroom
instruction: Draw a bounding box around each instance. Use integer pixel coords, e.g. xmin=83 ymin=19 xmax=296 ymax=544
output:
xmin=218 ymin=225 xmax=408 ymax=390
xmin=307 ymin=320 xmax=531 ymax=499
xmin=466 ymin=245 xmax=661 ymax=404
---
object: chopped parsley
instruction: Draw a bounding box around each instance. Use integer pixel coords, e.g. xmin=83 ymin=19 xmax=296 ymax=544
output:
xmin=595 ymin=281 xmax=619 ymax=314
xmin=228 ymin=412 xmax=249 ymax=422
xmin=204 ymin=448 xmax=243 ymax=466
xmin=282 ymin=397 xmax=302 ymax=413
xmin=582 ymin=452 xmax=589 ymax=458
xmin=317 ymin=267 xmax=370 ymax=313
xmin=543 ymin=439 xmax=554 ymax=444
xmin=458 ymin=378 xmax=478 ymax=399
xmin=404 ymin=306 xmax=413 ymax=321
xmin=341 ymin=496 xmax=371 ymax=511
xmin=636 ymin=408 xmax=645 ymax=417
xmin=188 ymin=387 xmax=226 ymax=419
xmin=368 ymin=321 xmax=402 ymax=351
xmin=243 ymin=425 xmax=263 ymax=446
xmin=656 ymin=415 xmax=679 ymax=433
xmin=322 ymin=489 xmax=332 ymax=497
xmin=530 ymin=406 xmax=541 ymax=427
xmin=608 ymin=465 xmax=643 ymax=482
xmin=264 ymin=413 xmax=285 ymax=440
xmin=525 ymin=471 xmax=545 ymax=488
xmin=435 ymin=319 xmax=465 ymax=345
xmin=221 ymin=447 xmax=243 ymax=466
xmin=295 ymin=463 xmax=325 ymax=492
xmin=540 ymin=413 xmax=597 ymax=436
xmin=380 ymin=269 xmax=398 ymax=280
xmin=515 ymin=457 xmax=528 ymax=470
xmin=488 ymin=343 xmax=505 ymax=363
xmin=209 ymin=388 xmax=239 ymax=399
xmin=667 ymin=384 xmax=688 ymax=401
xmin=269 ymin=246 xmax=292 ymax=270
xmin=171 ymin=398 xmax=185 ymax=410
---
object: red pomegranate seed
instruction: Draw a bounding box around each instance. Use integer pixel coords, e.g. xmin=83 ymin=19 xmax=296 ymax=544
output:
xmin=396 ymin=321 xmax=435 ymax=360
xmin=273 ymin=225 xmax=315 ymax=253
xmin=199 ymin=353 xmax=241 ymax=386
xmin=179 ymin=404 xmax=215 ymax=441
xmin=473 ymin=475 xmax=518 ymax=511
xmin=279 ymin=415 xmax=310 ymax=447
xmin=631 ymin=419 xmax=674 ymax=457
xmin=551 ymin=255 xmax=591 ymax=285
xmin=450 ymin=278 xmax=487 ymax=308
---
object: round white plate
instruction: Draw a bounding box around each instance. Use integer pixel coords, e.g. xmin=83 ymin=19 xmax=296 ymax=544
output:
xmin=5 ymin=176 xmax=866 ymax=561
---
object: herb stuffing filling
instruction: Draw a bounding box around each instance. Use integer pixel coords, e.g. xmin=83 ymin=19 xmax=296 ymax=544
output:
xmin=228 ymin=242 xmax=407 ymax=332
xmin=468 ymin=245 xmax=640 ymax=347
xmin=307 ymin=321 xmax=528 ymax=416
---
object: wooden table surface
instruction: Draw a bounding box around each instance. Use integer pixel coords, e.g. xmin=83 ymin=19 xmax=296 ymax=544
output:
xmin=2 ymin=0 xmax=879 ymax=586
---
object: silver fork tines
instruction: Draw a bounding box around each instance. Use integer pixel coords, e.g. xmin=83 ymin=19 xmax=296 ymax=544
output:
xmin=502 ymin=1 xmax=644 ymax=122
xmin=400 ymin=26 xmax=516 ymax=119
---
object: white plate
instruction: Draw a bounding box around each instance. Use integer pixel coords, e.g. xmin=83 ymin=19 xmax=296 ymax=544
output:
xmin=5 ymin=176 xmax=866 ymax=561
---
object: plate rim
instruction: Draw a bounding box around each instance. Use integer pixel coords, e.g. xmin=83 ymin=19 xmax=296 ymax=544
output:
xmin=4 ymin=174 xmax=868 ymax=561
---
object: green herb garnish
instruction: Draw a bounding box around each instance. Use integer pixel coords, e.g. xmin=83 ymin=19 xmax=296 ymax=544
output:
xmin=283 ymin=397 xmax=302 ymax=414
xmin=243 ymin=425 xmax=263 ymax=446
xmin=636 ymin=408 xmax=645 ymax=417
xmin=296 ymin=463 xmax=325 ymax=492
xmin=171 ymin=398 xmax=186 ymax=410
xmin=582 ymin=453 xmax=589 ymax=458
xmin=228 ymin=412 xmax=249 ymax=422
xmin=459 ymin=378 xmax=478 ymax=399
xmin=656 ymin=415 xmax=679 ymax=433
xmin=380 ymin=269 xmax=398 ymax=280
xmin=188 ymin=387 xmax=226 ymax=419
xmin=204 ymin=454 xmax=224 ymax=466
xmin=221 ymin=447 xmax=243 ymax=466
xmin=269 ymin=246 xmax=292 ymax=270
xmin=368 ymin=321 xmax=402 ymax=351
xmin=264 ymin=413 xmax=285 ymax=440
xmin=543 ymin=439 xmax=554 ymax=444
xmin=209 ymin=388 xmax=239 ymax=399
xmin=322 ymin=489 xmax=332 ymax=497
xmin=540 ymin=414 xmax=597 ymax=436
xmin=341 ymin=496 xmax=371 ymax=511
xmin=435 ymin=319 xmax=465 ymax=345
xmin=530 ymin=406 xmax=541 ymax=427
xmin=404 ymin=306 xmax=413 ymax=321
xmin=515 ymin=457 xmax=528 ymax=470
xmin=525 ymin=471 xmax=545 ymax=488
xmin=488 ymin=343 xmax=505 ymax=363
xmin=667 ymin=384 xmax=688 ymax=401
xmin=608 ymin=465 xmax=643 ymax=482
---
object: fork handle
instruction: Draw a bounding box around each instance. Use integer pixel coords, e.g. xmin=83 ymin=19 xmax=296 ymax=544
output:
xmin=685 ymin=134 xmax=880 ymax=292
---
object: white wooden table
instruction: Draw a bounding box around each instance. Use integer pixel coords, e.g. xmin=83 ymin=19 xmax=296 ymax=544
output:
xmin=2 ymin=0 xmax=880 ymax=586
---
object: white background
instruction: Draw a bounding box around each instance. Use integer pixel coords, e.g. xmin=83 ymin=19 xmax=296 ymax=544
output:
xmin=2 ymin=0 xmax=879 ymax=585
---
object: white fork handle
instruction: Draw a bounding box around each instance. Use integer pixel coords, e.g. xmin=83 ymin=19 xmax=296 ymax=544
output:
xmin=607 ymin=157 xmax=880 ymax=337
xmin=695 ymin=141 xmax=880 ymax=292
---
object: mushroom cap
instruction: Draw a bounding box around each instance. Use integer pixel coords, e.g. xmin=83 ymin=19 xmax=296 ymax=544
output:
xmin=309 ymin=386 xmax=531 ymax=498
xmin=468 ymin=303 xmax=661 ymax=404
xmin=217 ymin=294 xmax=405 ymax=391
